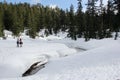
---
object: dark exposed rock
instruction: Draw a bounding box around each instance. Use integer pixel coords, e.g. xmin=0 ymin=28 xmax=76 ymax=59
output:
xmin=22 ymin=61 xmax=47 ymax=77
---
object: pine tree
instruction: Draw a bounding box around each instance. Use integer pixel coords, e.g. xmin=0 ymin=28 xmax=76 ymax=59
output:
xmin=60 ymin=9 xmax=66 ymax=32
xmin=113 ymin=0 xmax=120 ymax=40
xmin=68 ymin=4 xmax=77 ymax=40
xmin=97 ymin=0 xmax=104 ymax=39
xmin=53 ymin=7 xmax=61 ymax=34
xmin=76 ymin=0 xmax=85 ymax=38
xmin=11 ymin=4 xmax=24 ymax=36
xmin=89 ymin=0 xmax=98 ymax=39
xmin=84 ymin=0 xmax=98 ymax=41
xmin=36 ymin=5 xmax=45 ymax=32
xmin=0 ymin=3 xmax=4 ymax=37
xmin=27 ymin=7 xmax=37 ymax=39
xmin=105 ymin=0 xmax=114 ymax=38
xmin=23 ymin=3 xmax=30 ymax=29
xmin=84 ymin=11 xmax=90 ymax=41
xmin=3 ymin=3 xmax=14 ymax=31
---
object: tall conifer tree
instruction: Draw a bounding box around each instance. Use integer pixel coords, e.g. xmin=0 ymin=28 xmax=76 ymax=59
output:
xmin=76 ymin=0 xmax=84 ymax=38
xmin=68 ymin=4 xmax=77 ymax=40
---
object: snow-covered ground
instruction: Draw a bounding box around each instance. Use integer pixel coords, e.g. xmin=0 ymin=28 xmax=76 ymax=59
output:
xmin=0 ymin=30 xmax=120 ymax=80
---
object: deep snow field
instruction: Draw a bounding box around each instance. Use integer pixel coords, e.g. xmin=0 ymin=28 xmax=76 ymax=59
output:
xmin=0 ymin=31 xmax=120 ymax=80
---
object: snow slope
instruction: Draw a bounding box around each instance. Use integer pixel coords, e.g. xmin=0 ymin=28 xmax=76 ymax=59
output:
xmin=35 ymin=38 xmax=120 ymax=80
xmin=0 ymin=36 xmax=76 ymax=78
xmin=0 ymin=31 xmax=120 ymax=80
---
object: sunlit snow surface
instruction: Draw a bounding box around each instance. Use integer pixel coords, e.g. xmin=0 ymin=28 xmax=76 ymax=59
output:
xmin=0 ymin=30 xmax=120 ymax=80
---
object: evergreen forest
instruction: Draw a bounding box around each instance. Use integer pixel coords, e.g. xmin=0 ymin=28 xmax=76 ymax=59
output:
xmin=0 ymin=0 xmax=120 ymax=41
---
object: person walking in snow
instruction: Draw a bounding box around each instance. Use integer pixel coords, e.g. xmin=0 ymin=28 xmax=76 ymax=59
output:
xmin=19 ymin=38 xmax=23 ymax=47
xmin=17 ymin=38 xmax=20 ymax=47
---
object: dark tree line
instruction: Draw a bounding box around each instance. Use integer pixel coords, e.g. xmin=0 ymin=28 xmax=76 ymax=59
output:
xmin=0 ymin=0 xmax=120 ymax=41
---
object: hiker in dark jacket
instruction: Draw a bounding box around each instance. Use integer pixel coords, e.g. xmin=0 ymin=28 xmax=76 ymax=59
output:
xmin=17 ymin=38 xmax=20 ymax=47
xmin=19 ymin=38 xmax=23 ymax=47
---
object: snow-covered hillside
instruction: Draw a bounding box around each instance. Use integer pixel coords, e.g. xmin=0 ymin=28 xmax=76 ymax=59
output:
xmin=0 ymin=31 xmax=120 ymax=80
